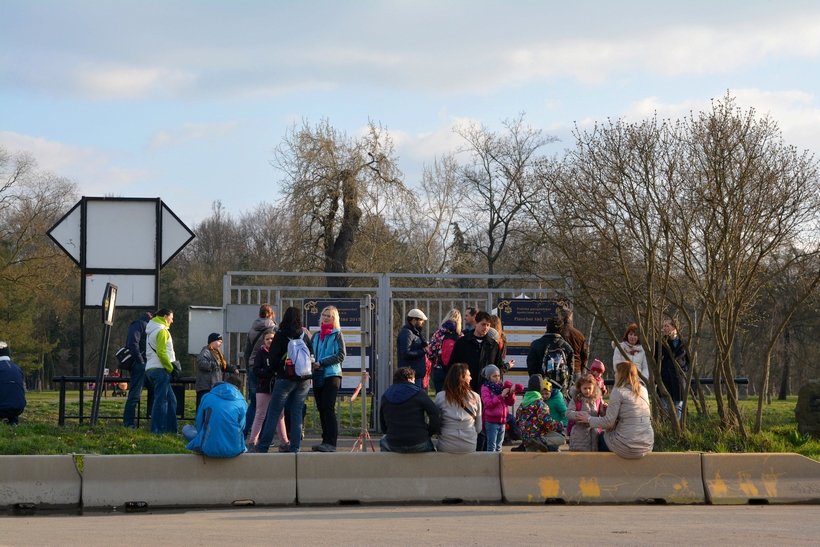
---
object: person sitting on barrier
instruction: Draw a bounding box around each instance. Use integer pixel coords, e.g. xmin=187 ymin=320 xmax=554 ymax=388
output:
xmin=514 ymin=374 xmax=564 ymax=452
xmin=434 ymin=363 xmax=482 ymax=453
xmin=566 ymin=374 xmax=604 ymax=452
xmin=183 ymin=375 xmax=248 ymax=458
xmin=575 ymin=361 xmax=654 ymax=459
xmin=0 ymin=341 xmax=26 ymax=425
xmin=379 ymin=367 xmax=440 ymax=453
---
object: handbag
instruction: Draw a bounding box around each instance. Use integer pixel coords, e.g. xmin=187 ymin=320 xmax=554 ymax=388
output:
xmin=115 ymin=346 xmax=133 ymax=371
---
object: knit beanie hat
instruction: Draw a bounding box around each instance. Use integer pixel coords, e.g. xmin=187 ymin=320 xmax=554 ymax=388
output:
xmin=590 ymin=359 xmax=605 ymax=373
xmin=482 ymin=364 xmax=500 ymax=380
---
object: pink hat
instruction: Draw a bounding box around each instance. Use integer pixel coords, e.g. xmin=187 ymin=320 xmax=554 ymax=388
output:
xmin=590 ymin=359 xmax=605 ymax=373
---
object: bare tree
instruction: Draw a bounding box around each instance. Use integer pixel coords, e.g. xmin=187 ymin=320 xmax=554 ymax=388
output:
xmin=273 ymin=119 xmax=412 ymax=288
xmin=455 ymin=114 xmax=556 ymax=287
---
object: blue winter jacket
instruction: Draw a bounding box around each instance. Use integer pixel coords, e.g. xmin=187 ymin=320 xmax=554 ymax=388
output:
xmin=311 ymin=329 xmax=345 ymax=385
xmin=186 ymin=382 xmax=248 ymax=457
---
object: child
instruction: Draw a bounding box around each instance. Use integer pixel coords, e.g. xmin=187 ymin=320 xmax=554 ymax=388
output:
xmin=589 ymin=358 xmax=608 ymax=396
xmin=515 ymin=374 xmax=564 ymax=452
xmin=542 ymin=379 xmax=568 ymax=429
xmin=480 ymin=365 xmax=516 ymax=451
xmin=566 ymin=374 xmax=605 ymax=451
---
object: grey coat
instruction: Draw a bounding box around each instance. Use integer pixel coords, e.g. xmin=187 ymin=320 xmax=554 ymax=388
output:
xmin=566 ymin=396 xmax=601 ymax=452
xmin=434 ymin=390 xmax=482 ymax=454
xmin=195 ymin=346 xmax=233 ymax=392
xmin=588 ymin=385 xmax=653 ymax=459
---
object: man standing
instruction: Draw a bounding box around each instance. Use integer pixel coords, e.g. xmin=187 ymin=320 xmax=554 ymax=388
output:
xmin=449 ymin=311 xmax=505 ymax=392
xmin=526 ymin=317 xmax=574 ymax=389
xmin=243 ymin=304 xmax=277 ymax=437
xmin=122 ymin=311 xmax=152 ymax=428
xmin=396 ymin=308 xmax=429 ymax=389
xmin=379 ymin=367 xmax=440 ymax=453
xmin=0 ymin=341 xmax=26 ymax=425
xmin=145 ymin=309 xmax=178 ymax=434
xmin=463 ymin=306 xmax=478 ymax=335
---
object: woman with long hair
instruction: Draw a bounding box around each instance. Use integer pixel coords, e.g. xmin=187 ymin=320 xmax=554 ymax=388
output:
xmin=254 ymin=306 xmax=314 ymax=453
xmin=576 ymin=361 xmax=653 ymax=459
xmin=310 ymin=305 xmax=346 ymax=452
xmin=434 ymin=362 xmax=482 ymax=453
xmin=426 ymin=309 xmax=462 ymax=393
xmin=612 ymin=323 xmax=648 ymax=381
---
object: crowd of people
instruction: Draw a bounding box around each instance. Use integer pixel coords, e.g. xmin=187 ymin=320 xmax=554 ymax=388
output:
xmin=0 ymin=300 xmax=685 ymax=460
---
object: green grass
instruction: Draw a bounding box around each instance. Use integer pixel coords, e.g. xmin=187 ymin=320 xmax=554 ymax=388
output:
xmin=653 ymin=396 xmax=820 ymax=461
xmin=0 ymin=390 xmax=372 ymax=455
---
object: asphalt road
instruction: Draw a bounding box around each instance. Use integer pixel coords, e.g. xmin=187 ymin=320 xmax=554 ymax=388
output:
xmin=2 ymin=504 xmax=819 ymax=546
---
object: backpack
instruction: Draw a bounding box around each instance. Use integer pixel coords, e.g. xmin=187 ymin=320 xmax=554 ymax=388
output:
xmin=440 ymin=333 xmax=458 ymax=367
xmin=542 ymin=343 xmax=569 ymax=393
xmin=283 ymin=336 xmax=312 ymax=379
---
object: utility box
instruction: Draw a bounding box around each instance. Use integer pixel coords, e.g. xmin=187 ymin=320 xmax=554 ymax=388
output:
xmin=188 ymin=306 xmax=223 ymax=355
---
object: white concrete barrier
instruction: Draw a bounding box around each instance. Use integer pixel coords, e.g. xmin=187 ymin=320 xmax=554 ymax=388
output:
xmin=82 ymin=454 xmax=296 ymax=509
xmin=296 ymin=452 xmax=502 ymax=504
xmin=0 ymin=455 xmax=81 ymax=509
xmin=702 ymin=453 xmax=820 ymax=504
xmin=501 ymin=452 xmax=705 ymax=504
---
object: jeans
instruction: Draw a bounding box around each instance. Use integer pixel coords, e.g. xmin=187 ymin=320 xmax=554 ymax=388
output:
xmin=244 ymin=367 xmax=257 ymax=437
xmin=314 ymin=376 xmax=341 ymax=446
xmin=485 ymin=422 xmax=505 ymax=452
xmin=432 ymin=366 xmax=447 ymax=393
xmin=123 ymin=361 xmax=146 ymax=428
xmin=597 ymin=432 xmax=610 ymax=452
xmin=379 ymin=436 xmax=435 ymax=453
xmin=256 ymin=378 xmax=310 ymax=453
xmin=146 ymin=367 xmax=177 ymax=434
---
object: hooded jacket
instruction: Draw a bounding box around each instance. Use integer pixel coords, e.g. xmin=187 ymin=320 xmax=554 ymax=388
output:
xmin=244 ymin=317 xmax=276 ymax=366
xmin=145 ymin=315 xmax=175 ymax=373
xmin=125 ymin=313 xmax=151 ymax=367
xmin=397 ymin=321 xmax=428 ymax=375
xmin=0 ymin=356 xmax=26 ymax=414
xmin=311 ymin=328 xmax=345 ymax=381
xmin=186 ymin=382 xmax=248 ymax=458
xmin=379 ymin=382 xmax=440 ymax=448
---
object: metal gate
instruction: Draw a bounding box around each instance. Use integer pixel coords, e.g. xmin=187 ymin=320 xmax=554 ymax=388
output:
xmin=221 ymin=271 xmax=570 ymax=432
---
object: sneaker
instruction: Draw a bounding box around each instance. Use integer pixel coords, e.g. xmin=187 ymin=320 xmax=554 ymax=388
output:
xmin=315 ymin=443 xmax=336 ymax=452
xmin=311 ymin=444 xmax=323 ymax=452
xmin=278 ymin=443 xmax=290 ymax=453
xmin=510 ymin=444 xmax=526 ymax=452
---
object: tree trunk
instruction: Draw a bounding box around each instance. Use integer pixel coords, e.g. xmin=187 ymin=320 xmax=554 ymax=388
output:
xmin=777 ymin=326 xmax=791 ymax=400
xmin=325 ymin=171 xmax=362 ymax=294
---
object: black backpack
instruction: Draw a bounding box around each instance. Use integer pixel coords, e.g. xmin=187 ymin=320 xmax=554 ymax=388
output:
xmin=541 ymin=343 xmax=569 ymax=393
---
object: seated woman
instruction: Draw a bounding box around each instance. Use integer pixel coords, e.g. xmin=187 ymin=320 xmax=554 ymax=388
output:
xmin=434 ymin=363 xmax=483 ymax=453
xmin=575 ymin=361 xmax=653 ymax=459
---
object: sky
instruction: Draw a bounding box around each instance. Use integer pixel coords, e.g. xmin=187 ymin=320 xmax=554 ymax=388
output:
xmin=2 ymin=0 xmax=820 ymax=228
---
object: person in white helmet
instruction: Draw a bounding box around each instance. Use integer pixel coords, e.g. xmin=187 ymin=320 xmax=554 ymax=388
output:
xmin=397 ymin=308 xmax=429 ymax=389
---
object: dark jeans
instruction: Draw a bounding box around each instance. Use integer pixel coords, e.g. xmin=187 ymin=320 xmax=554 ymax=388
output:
xmin=379 ymin=436 xmax=435 ymax=453
xmin=244 ymin=366 xmax=257 ymax=437
xmin=123 ymin=361 xmax=147 ymax=428
xmin=256 ymin=378 xmax=310 ymax=453
xmin=598 ymin=432 xmax=610 ymax=452
xmin=432 ymin=366 xmax=447 ymax=393
xmin=313 ymin=376 xmax=341 ymax=446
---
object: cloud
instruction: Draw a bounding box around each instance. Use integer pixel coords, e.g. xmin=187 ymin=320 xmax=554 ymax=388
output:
xmin=147 ymin=121 xmax=240 ymax=152
xmin=73 ymin=64 xmax=195 ymax=100
xmin=0 ymin=131 xmax=147 ymax=195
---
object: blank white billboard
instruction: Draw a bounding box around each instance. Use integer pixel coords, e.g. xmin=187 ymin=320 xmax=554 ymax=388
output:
xmin=85 ymin=274 xmax=157 ymax=307
xmin=85 ymin=200 xmax=157 ymax=269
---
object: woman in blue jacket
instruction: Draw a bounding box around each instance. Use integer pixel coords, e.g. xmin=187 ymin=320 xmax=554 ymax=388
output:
xmin=311 ymin=305 xmax=346 ymax=452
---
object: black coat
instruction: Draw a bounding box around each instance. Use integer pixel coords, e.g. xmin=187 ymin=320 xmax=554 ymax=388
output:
xmin=526 ymin=333 xmax=574 ymax=377
xmin=449 ymin=332 xmax=504 ymax=392
xmin=379 ymin=382 xmax=440 ymax=446
xmin=656 ymin=336 xmax=689 ymax=400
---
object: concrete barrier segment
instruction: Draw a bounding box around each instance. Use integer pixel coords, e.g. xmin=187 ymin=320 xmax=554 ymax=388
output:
xmin=500 ymin=452 xmax=705 ymax=504
xmin=702 ymin=453 xmax=820 ymax=504
xmin=0 ymin=455 xmax=82 ymax=509
xmin=296 ymin=452 xmax=502 ymax=504
xmin=82 ymin=453 xmax=296 ymax=509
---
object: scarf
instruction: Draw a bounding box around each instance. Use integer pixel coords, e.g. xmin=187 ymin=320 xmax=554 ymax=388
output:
xmin=319 ymin=322 xmax=334 ymax=340
xmin=623 ymin=342 xmax=642 ymax=356
xmin=522 ymin=391 xmax=543 ymax=406
xmin=484 ymin=380 xmax=504 ymax=395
